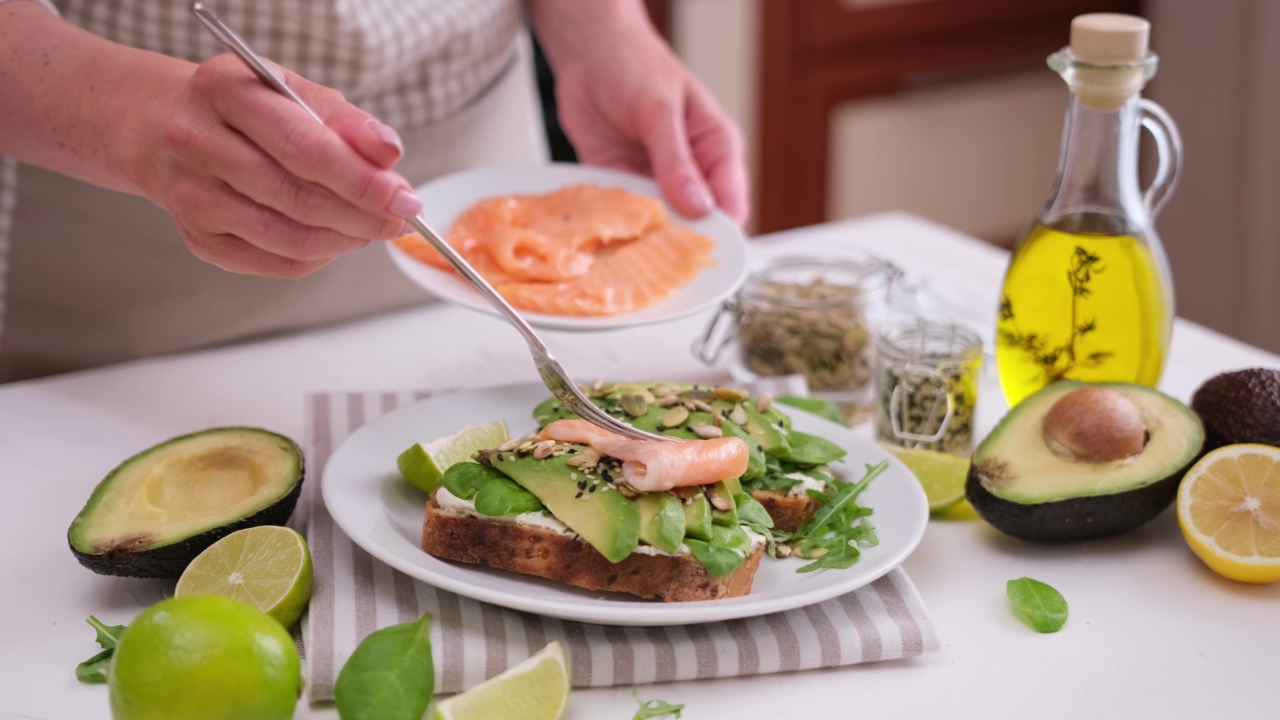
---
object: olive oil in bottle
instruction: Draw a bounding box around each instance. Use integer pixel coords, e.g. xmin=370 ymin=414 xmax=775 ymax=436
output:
xmin=995 ymin=14 xmax=1182 ymax=406
xmin=996 ymin=215 xmax=1170 ymax=405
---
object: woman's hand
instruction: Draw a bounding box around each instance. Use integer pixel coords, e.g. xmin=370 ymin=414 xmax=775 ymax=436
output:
xmin=137 ymin=55 xmax=421 ymax=278
xmin=528 ymin=0 xmax=749 ymax=225
xmin=0 ymin=3 xmax=420 ymax=279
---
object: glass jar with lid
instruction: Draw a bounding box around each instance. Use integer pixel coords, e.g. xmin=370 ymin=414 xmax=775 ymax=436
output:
xmin=874 ymin=320 xmax=983 ymax=456
xmin=695 ymin=251 xmax=897 ymax=405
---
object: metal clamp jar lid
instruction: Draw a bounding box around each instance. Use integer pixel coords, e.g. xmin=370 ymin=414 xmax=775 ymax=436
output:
xmin=694 ymin=251 xmax=898 ymax=398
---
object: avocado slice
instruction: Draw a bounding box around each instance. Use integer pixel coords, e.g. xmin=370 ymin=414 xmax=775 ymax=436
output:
xmin=967 ymin=381 xmax=1204 ymax=542
xmin=636 ymin=492 xmax=685 ymax=553
xmin=486 ymin=451 xmax=640 ymax=563
xmin=67 ymin=427 xmax=304 ymax=578
xmin=679 ymin=491 xmax=714 ymax=541
xmin=742 ymin=404 xmax=791 ymax=458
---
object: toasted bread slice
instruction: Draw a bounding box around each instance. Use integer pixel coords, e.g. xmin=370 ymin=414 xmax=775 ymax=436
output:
xmin=751 ymin=489 xmax=820 ymax=533
xmin=422 ymin=494 xmax=763 ymax=602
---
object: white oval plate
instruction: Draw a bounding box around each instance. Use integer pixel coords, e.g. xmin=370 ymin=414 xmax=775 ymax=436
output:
xmin=322 ymin=384 xmax=930 ymax=627
xmin=385 ymin=164 xmax=749 ymax=332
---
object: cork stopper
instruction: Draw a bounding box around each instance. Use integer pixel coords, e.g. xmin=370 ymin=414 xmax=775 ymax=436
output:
xmin=1070 ymin=14 xmax=1150 ymax=65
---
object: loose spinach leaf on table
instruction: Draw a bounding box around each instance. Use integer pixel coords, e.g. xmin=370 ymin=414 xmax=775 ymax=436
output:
xmin=632 ymin=689 xmax=685 ymax=719
xmin=334 ymin=612 xmax=435 ymax=720
xmin=75 ymin=615 xmax=127 ymax=684
xmin=774 ymin=396 xmax=849 ymax=427
xmin=1006 ymin=577 xmax=1068 ymax=633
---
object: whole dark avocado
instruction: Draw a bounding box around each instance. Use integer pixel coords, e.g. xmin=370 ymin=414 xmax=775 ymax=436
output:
xmin=68 ymin=427 xmax=305 ymax=578
xmin=1191 ymin=368 xmax=1280 ymax=452
xmin=967 ymin=382 xmax=1204 ymax=542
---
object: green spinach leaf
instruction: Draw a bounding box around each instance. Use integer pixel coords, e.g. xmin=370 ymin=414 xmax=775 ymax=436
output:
xmin=774 ymin=396 xmax=849 ymax=426
xmin=783 ymin=431 xmax=848 ymax=465
xmin=75 ymin=616 xmax=127 ymax=684
xmin=440 ymin=462 xmax=506 ymax=500
xmin=1006 ymin=577 xmax=1068 ymax=633
xmin=473 ymin=476 xmax=544 ymax=516
xmin=632 ymin=689 xmax=685 ymax=719
xmin=334 ymin=613 xmax=435 ymax=720
xmin=684 ymin=538 xmax=745 ymax=578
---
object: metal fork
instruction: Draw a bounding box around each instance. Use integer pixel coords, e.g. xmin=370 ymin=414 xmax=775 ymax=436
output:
xmin=191 ymin=2 xmax=674 ymax=442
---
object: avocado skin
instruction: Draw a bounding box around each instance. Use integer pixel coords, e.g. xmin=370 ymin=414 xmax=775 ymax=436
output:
xmin=965 ymin=459 xmax=1192 ymax=543
xmin=68 ymin=479 xmax=303 ymax=578
xmin=1191 ymin=368 xmax=1280 ymax=452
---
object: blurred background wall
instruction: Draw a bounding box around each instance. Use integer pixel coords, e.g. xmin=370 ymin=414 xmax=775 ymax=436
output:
xmin=647 ymin=0 xmax=1279 ymax=354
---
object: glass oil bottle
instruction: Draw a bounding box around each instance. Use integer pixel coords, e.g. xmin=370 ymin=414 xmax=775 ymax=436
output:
xmin=996 ymin=14 xmax=1182 ymax=406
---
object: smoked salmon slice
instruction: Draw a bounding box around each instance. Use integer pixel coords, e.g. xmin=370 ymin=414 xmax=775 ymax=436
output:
xmin=496 ymin=224 xmax=715 ymax=316
xmin=393 ymin=183 xmax=715 ymax=316
xmin=539 ymin=419 xmax=749 ymax=493
xmin=394 ymin=184 xmax=666 ymax=283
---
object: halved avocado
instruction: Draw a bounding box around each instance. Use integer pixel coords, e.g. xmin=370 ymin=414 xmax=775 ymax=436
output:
xmin=967 ymin=382 xmax=1204 ymax=542
xmin=68 ymin=428 xmax=304 ymax=578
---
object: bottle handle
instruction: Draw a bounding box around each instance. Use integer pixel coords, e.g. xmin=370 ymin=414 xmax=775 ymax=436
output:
xmin=1139 ymin=99 xmax=1183 ymax=217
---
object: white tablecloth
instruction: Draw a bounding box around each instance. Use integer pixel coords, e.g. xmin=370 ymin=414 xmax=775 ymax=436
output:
xmin=2 ymin=212 xmax=1276 ymax=720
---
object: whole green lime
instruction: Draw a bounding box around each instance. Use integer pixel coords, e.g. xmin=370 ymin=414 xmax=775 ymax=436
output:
xmin=109 ymin=595 xmax=300 ymax=720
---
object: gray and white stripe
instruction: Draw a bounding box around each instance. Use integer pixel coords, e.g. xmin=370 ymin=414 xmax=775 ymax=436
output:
xmin=301 ymin=390 xmax=940 ymax=701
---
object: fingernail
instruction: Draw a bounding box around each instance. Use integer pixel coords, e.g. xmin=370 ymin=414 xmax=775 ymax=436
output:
xmin=368 ymin=119 xmax=403 ymax=158
xmin=388 ymin=188 xmax=422 ymax=218
xmin=684 ymin=181 xmax=714 ymax=215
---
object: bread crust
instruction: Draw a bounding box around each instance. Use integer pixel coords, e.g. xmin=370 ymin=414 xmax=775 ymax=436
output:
xmin=751 ymin=489 xmax=819 ymax=533
xmin=422 ymin=494 xmax=762 ymax=602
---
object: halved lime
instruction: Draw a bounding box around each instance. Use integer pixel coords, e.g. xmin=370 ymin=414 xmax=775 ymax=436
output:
xmin=175 ymin=526 xmax=313 ymax=629
xmin=434 ymin=641 xmax=569 ymax=720
xmin=886 ymin=445 xmax=970 ymax=512
xmin=398 ymin=420 xmax=509 ymax=493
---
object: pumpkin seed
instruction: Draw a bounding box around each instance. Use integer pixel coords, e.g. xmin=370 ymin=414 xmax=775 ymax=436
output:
xmin=711 ymin=387 xmax=749 ymax=402
xmin=533 ymin=440 xmax=557 ymax=459
xmin=660 ymin=405 xmax=690 ymax=428
xmin=567 ymin=448 xmax=601 ymax=469
xmin=729 ymin=404 xmax=748 ymax=426
xmin=775 ymin=544 xmax=793 ymax=558
xmin=755 ymin=393 xmax=773 ymax=413
xmin=689 ymin=399 xmax=714 ymax=413
xmin=498 ymin=438 xmax=521 ymax=452
xmin=656 ymin=395 xmax=680 ymax=408
xmin=706 ymin=486 xmax=733 ymax=511
xmin=692 ymin=423 xmax=723 ymax=439
xmin=620 ymin=394 xmax=649 ymax=417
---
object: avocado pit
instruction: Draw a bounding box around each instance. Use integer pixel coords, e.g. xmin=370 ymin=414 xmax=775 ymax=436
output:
xmin=1041 ymin=386 xmax=1146 ymax=464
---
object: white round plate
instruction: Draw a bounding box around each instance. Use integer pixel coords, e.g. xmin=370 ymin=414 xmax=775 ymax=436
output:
xmin=385 ymin=164 xmax=749 ymax=332
xmin=322 ymin=384 xmax=929 ymax=627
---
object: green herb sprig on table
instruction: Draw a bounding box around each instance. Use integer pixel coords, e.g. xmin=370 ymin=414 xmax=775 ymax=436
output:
xmin=75 ymin=615 xmax=126 ymax=684
xmin=632 ymin=689 xmax=685 ymax=719
xmin=775 ymin=460 xmax=887 ymax=572
xmin=1006 ymin=577 xmax=1068 ymax=633
xmin=334 ymin=612 xmax=435 ymax=720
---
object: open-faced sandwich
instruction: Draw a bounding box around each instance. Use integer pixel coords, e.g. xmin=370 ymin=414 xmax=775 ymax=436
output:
xmin=408 ymin=381 xmax=885 ymax=602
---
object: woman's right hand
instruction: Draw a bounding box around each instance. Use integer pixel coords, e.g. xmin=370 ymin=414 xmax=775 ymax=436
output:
xmin=137 ymin=54 xmax=422 ymax=278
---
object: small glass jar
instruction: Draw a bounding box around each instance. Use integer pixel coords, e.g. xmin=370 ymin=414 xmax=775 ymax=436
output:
xmin=874 ymin=320 xmax=983 ymax=456
xmin=695 ymin=251 xmax=896 ymax=404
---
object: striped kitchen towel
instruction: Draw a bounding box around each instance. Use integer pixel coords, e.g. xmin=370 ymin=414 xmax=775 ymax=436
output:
xmin=300 ymin=386 xmax=938 ymax=702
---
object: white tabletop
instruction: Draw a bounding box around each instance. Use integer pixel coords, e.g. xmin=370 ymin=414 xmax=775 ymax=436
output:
xmin=2 ymin=212 xmax=1276 ymax=720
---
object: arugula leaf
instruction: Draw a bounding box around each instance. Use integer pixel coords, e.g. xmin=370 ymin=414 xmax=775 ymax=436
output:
xmin=440 ymin=462 xmax=506 ymax=500
xmin=75 ymin=616 xmax=127 ymax=684
xmin=778 ymin=461 xmax=887 ymax=573
xmin=684 ymin=538 xmax=745 ymax=578
xmin=473 ymin=476 xmax=543 ymax=516
xmin=774 ymin=396 xmax=850 ymax=426
xmin=632 ymin=689 xmax=685 ymax=719
xmin=783 ymin=431 xmax=848 ymax=465
xmin=335 ymin=613 xmax=435 ymax=720
xmin=1006 ymin=578 xmax=1069 ymax=633
xmin=88 ymin=616 xmax=126 ymax=650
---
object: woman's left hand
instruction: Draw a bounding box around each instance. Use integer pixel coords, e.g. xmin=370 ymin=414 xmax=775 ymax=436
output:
xmin=528 ymin=0 xmax=749 ymax=225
